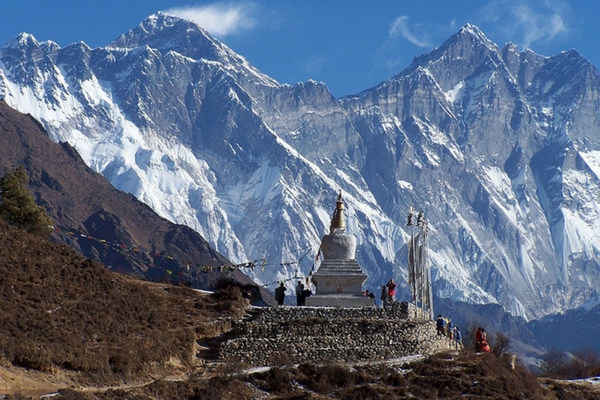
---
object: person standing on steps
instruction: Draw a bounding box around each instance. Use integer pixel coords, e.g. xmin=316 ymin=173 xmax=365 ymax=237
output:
xmin=386 ymin=278 xmax=397 ymax=304
xmin=275 ymin=282 xmax=286 ymax=306
xmin=380 ymin=285 xmax=388 ymax=308
xmin=296 ymin=280 xmax=305 ymax=306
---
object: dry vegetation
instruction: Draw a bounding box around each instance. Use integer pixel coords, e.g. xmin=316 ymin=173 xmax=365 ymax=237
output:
xmin=41 ymin=352 xmax=600 ymax=400
xmin=0 ymin=218 xmax=248 ymax=395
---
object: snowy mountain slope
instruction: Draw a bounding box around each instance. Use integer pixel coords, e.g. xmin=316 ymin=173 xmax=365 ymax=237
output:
xmin=1 ymin=15 xmax=600 ymax=320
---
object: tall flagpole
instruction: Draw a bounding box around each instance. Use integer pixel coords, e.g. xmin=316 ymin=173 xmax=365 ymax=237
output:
xmin=407 ymin=206 xmax=416 ymax=317
xmin=417 ymin=209 xmax=424 ymax=319
xmin=407 ymin=206 xmax=432 ymax=320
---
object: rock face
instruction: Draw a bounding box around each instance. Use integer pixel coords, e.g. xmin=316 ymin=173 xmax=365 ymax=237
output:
xmin=220 ymin=303 xmax=453 ymax=366
xmin=2 ymin=15 xmax=600 ymax=322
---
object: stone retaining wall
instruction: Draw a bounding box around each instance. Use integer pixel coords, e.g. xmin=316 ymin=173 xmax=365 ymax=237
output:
xmin=219 ymin=302 xmax=453 ymax=366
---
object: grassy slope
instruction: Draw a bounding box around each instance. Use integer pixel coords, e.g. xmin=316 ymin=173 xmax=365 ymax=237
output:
xmin=0 ymin=218 xmax=248 ymax=395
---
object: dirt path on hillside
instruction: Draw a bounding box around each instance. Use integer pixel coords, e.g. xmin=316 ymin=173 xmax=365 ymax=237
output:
xmin=0 ymin=364 xmax=69 ymax=397
xmin=0 ymin=364 xmax=191 ymax=398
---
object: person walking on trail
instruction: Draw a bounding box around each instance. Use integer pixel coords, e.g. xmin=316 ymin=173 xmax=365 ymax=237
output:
xmin=447 ymin=319 xmax=455 ymax=340
xmin=296 ymin=280 xmax=305 ymax=306
xmin=436 ymin=315 xmax=447 ymax=336
xmin=386 ymin=279 xmax=397 ymax=303
xmin=275 ymin=282 xmax=286 ymax=306
xmin=454 ymin=327 xmax=463 ymax=350
xmin=380 ymin=285 xmax=388 ymax=308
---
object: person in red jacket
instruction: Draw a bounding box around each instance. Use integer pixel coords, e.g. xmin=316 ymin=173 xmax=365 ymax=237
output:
xmin=386 ymin=279 xmax=397 ymax=303
xmin=475 ymin=327 xmax=491 ymax=353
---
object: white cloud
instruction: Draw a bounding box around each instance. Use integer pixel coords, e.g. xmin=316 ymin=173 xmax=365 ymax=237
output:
xmin=481 ymin=0 xmax=570 ymax=49
xmin=302 ymin=55 xmax=328 ymax=76
xmin=389 ymin=16 xmax=432 ymax=48
xmin=164 ymin=2 xmax=256 ymax=37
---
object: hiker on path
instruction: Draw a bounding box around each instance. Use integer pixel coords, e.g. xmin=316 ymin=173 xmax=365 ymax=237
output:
xmin=436 ymin=315 xmax=447 ymax=336
xmin=447 ymin=320 xmax=455 ymax=340
xmin=454 ymin=327 xmax=463 ymax=350
xmin=275 ymin=282 xmax=286 ymax=306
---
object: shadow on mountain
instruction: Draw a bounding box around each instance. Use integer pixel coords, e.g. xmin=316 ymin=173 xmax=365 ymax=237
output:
xmin=0 ymin=99 xmax=274 ymax=305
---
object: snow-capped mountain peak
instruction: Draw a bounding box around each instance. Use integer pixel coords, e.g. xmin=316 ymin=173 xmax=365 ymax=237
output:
xmin=2 ymin=18 xmax=600 ymax=321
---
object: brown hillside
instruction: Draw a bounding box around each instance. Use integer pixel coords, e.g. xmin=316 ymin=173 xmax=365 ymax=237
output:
xmin=0 ymin=100 xmax=271 ymax=302
xmin=0 ymin=217 xmax=249 ymax=395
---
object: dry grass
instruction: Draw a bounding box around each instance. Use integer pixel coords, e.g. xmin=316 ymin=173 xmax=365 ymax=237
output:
xmin=0 ymin=218 xmax=248 ymax=388
xmin=6 ymin=313 xmax=598 ymax=399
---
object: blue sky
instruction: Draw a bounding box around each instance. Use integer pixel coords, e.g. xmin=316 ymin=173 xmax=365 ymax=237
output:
xmin=1 ymin=1 xmax=598 ymax=97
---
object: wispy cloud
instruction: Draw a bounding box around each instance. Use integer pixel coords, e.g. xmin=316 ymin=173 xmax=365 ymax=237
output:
xmin=302 ymin=55 xmax=328 ymax=77
xmin=481 ymin=0 xmax=570 ymax=49
xmin=389 ymin=16 xmax=432 ymax=48
xmin=164 ymin=2 xmax=256 ymax=37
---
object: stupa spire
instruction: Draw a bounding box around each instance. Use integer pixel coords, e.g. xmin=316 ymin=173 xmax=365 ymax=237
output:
xmin=329 ymin=191 xmax=346 ymax=234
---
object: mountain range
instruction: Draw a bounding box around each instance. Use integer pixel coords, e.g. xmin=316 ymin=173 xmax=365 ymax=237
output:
xmin=1 ymin=12 xmax=599 ymax=324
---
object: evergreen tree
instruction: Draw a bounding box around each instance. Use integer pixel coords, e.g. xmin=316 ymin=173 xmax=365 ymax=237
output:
xmin=0 ymin=166 xmax=53 ymax=236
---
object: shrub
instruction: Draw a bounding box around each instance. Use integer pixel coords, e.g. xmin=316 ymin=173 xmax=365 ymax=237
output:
xmin=490 ymin=331 xmax=511 ymax=357
xmin=0 ymin=166 xmax=53 ymax=236
xmin=541 ymin=347 xmax=600 ymax=379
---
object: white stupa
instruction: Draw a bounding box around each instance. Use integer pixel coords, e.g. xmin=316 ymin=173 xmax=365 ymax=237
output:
xmin=305 ymin=192 xmax=373 ymax=307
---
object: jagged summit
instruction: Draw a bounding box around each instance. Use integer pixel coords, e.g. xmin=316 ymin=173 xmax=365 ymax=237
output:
xmin=5 ymin=32 xmax=39 ymax=49
xmin=108 ymin=12 xmax=215 ymax=54
xmin=349 ymin=23 xmax=503 ymax=97
xmin=458 ymin=23 xmax=490 ymax=43
xmin=406 ymin=23 xmax=500 ymax=73
xmin=106 ymin=12 xmax=277 ymax=88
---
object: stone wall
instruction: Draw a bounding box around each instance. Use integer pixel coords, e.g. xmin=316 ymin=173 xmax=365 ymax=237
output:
xmin=219 ymin=302 xmax=453 ymax=366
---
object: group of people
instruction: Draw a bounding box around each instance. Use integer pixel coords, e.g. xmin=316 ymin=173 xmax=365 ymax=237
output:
xmin=435 ymin=315 xmax=493 ymax=353
xmin=436 ymin=314 xmax=463 ymax=350
xmin=274 ymin=281 xmax=312 ymax=306
xmin=276 ymin=278 xmax=398 ymax=307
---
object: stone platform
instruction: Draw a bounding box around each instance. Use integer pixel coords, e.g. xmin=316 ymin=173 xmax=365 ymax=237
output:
xmin=219 ymin=302 xmax=451 ymax=366
xmin=305 ymin=293 xmax=375 ymax=307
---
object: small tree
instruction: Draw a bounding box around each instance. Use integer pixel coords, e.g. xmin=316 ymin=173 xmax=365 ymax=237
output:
xmin=491 ymin=331 xmax=511 ymax=357
xmin=0 ymin=166 xmax=53 ymax=236
xmin=540 ymin=349 xmax=570 ymax=378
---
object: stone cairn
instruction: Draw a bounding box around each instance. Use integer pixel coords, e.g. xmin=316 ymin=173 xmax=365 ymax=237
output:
xmin=219 ymin=302 xmax=453 ymax=366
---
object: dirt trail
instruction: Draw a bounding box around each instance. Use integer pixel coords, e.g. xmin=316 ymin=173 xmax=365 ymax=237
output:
xmin=0 ymin=364 xmax=67 ymax=397
xmin=0 ymin=365 xmax=193 ymax=398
